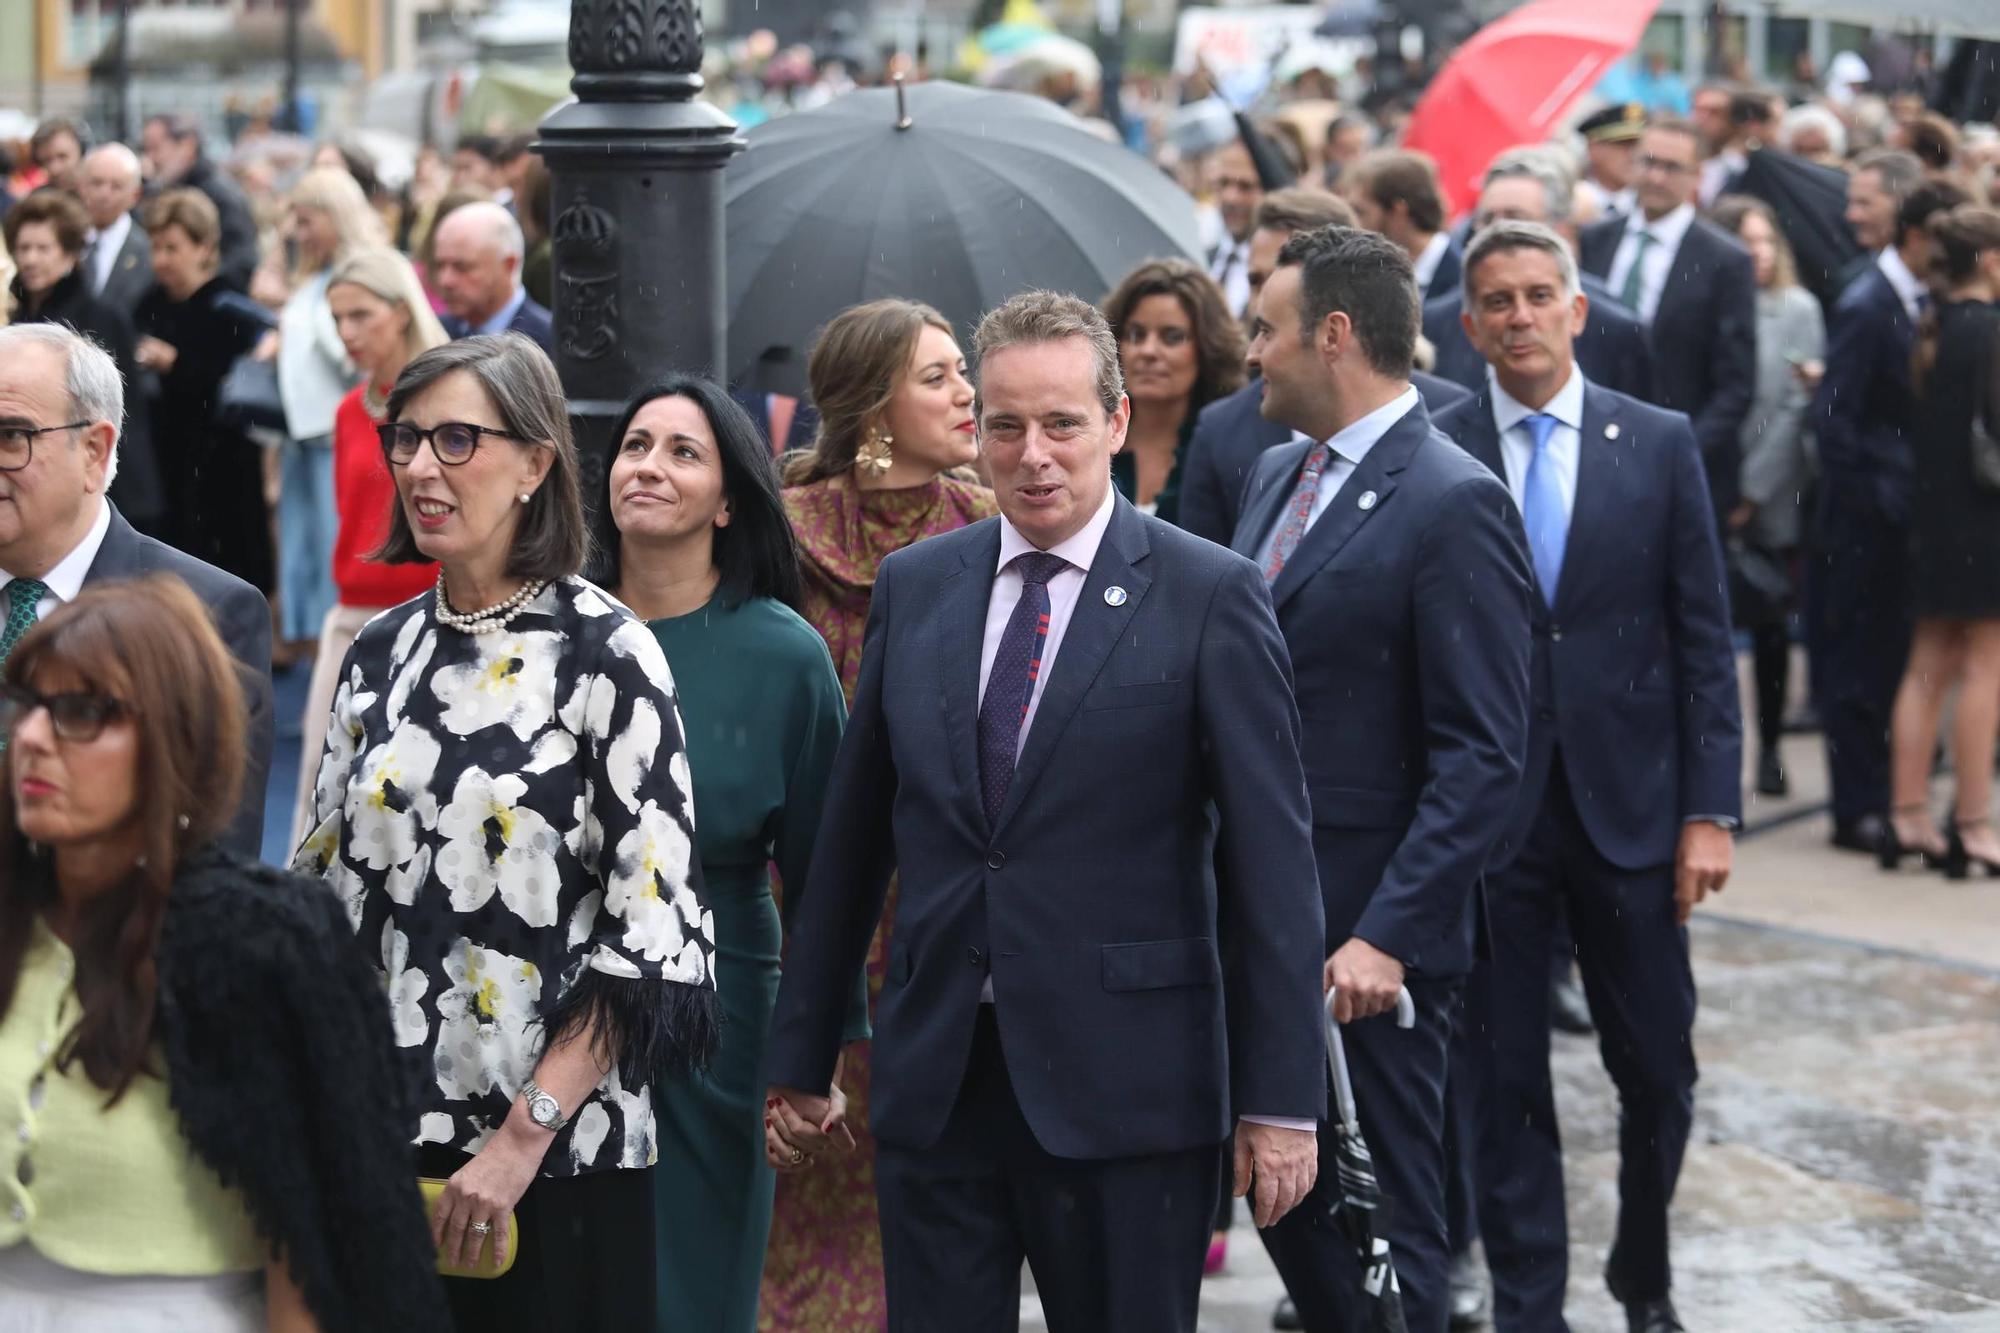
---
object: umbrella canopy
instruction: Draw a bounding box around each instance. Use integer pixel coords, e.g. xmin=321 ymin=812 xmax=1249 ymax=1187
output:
xmin=1731 ymin=148 xmax=1864 ymax=314
xmin=724 ymin=81 xmax=1201 ymax=396
xmin=1403 ymin=0 xmax=1662 ymax=217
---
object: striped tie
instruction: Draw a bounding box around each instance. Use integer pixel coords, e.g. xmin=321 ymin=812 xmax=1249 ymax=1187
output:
xmin=977 ymin=552 xmax=1068 ymax=827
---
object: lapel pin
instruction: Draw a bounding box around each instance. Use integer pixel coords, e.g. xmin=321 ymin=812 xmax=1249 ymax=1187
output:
xmin=1103 ymin=586 xmax=1128 ymax=607
xmin=1604 ymin=423 xmax=1621 ymax=440
xmin=1357 ymin=490 xmax=1378 ymax=511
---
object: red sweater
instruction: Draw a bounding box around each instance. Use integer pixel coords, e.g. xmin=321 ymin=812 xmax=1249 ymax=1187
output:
xmin=333 ymin=386 xmax=437 ymax=607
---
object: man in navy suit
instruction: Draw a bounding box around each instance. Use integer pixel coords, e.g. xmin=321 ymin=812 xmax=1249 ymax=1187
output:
xmin=1433 ymin=222 xmax=1740 ymax=1333
xmin=763 ymin=291 xmax=1328 ymax=1331
xmin=1424 ymin=154 xmax=1655 ymax=404
xmin=1577 ymin=118 xmax=1755 ymax=518
xmin=1234 ymin=225 xmax=1533 ymax=1333
xmin=432 ymin=201 xmax=554 ymax=353
xmin=1344 ymin=149 xmax=1462 ymax=300
xmin=1808 ymin=169 xmax=1966 ymax=853
xmin=1179 ymin=188 xmax=1467 ymax=546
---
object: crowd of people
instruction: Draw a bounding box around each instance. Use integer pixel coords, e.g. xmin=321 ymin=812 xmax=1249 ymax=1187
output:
xmin=0 ymin=30 xmax=1998 ymax=1333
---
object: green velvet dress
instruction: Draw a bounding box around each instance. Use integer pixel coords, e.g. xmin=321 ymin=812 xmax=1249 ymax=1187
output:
xmin=647 ymin=594 xmax=859 ymax=1333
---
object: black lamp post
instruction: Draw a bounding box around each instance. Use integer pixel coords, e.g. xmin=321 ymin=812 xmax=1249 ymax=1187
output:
xmin=536 ymin=0 xmax=746 ymax=497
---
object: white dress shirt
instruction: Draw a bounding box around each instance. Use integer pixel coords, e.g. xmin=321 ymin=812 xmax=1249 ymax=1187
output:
xmin=1877 ymin=246 xmax=1926 ymax=323
xmin=1209 ymin=236 xmax=1252 ymax=320
xmin=1605 ymin=202 xmax=1697 ymax=325
xmin=0 ymin=499 xmax=112 ymax=622
xmin=470 ymin=284 xmax=530 ymax=337
xmin=977 ymin=485 xmax=1313 ymax=1130
xmin=1489 ymin=367 xmax=1585 ymax=520
xmin=86 ymin=213 xmax=132 ymax=295
xmin=1412 ymin=231 xmax=1452 ymax=296
xmin=1254 ymin=387 xmax=1421 ymax=570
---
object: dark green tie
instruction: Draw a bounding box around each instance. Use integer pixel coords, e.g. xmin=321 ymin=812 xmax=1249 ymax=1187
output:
xmin=0 ymin=578 xmax=48 ymax=667
xmin=1619 ymin=230 xmax=1655 ymax=312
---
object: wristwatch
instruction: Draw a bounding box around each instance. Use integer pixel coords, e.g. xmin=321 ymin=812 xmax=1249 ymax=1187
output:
xmin=521 ymin=1080 xmax=569 ymax=1132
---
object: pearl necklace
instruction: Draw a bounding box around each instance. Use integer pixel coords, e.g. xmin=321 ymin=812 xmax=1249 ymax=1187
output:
xmin=434 ymin=573 xmax=548 ymax=634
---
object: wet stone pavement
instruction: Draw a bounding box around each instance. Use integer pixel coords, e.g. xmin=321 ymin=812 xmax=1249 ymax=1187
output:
xmin=1024 ymin=914 xmax=2000 ymax=1332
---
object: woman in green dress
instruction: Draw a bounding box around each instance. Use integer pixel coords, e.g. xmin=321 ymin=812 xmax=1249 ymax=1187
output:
xmin=593 ymin=373 xmax=863 ymax=1333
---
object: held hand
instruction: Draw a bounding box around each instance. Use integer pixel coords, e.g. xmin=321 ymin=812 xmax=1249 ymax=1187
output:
xmin=432 ymin=1117 xmax=546 ymax=1270
xmin=134 ymin=336 xmax=178 ymax=373
xmin=1324 ymin=938 xmax=1406 ymax=1024
xmin=1232 ymin=1121 xmax=1319 ymax=1229
xmin=764 ymin=1083 xmax=856 ymax=1172
xmin=1794 ymin=358 xmax=1825 ymax=391
xmin=252 ymin=329 xmax=280 ymax=363
xmin=1727 ymin=501 xmax=1756 ymax=532
xmin=1674 ymin=821 xmax=1734 ymax=924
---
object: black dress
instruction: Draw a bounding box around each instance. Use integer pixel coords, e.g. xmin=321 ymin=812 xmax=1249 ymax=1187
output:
xmin=1909 ymin=299 xmax=2000 ymax=618
xmin=134 ymin=276 xmax=276 ymax=591
xmin=11 ymin=267 xmax=166 ymax=533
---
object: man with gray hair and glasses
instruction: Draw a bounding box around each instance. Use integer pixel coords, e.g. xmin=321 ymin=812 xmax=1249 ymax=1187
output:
xmin=1424 ymin=152 xmax=1654 ymax=403
xmin=1432 ymin=220 xmax=1738 ymax=1333
xmin=0 ymin=324 xmax=272 ymax=855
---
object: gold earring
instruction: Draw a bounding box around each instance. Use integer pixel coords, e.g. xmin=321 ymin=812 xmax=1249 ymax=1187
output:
xmin=854 ymin=430 xmax=894 ymax=478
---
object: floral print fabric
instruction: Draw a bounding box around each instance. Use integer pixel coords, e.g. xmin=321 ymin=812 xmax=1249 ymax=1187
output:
xmin=296 ymin=576 xmax=714 ymax=1176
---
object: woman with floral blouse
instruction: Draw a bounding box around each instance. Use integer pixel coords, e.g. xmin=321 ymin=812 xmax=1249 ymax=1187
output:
xmin=296 ymin=333 xmax=717 ymax=1332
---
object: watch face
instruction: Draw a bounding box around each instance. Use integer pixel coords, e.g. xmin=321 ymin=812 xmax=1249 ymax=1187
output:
xmin=530 ymin=1093 xmax=559 ymax=1127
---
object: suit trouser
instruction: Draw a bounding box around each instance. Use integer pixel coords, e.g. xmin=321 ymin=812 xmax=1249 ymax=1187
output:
xmin=873 ymin=1008 xmax=1219 ymax=1333
xmin=1259 ymin=976 xmax=1459 ymax=1333
xmin=1806 ymin=513 xmax=1911 ymax=822
xmin=1461 ymin=764 xmax=1698 ymax=1332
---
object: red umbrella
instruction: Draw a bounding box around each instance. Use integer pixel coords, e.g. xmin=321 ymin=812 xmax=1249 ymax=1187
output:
xmin=1402 ymin=0 xmax=1662 ymax=218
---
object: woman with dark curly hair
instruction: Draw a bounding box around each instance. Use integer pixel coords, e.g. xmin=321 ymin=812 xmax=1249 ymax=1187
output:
xmin=1101 ymin=257 xmax=1247 ymax=526
xmin=0 ymin=575 xmax=444 ymax=1332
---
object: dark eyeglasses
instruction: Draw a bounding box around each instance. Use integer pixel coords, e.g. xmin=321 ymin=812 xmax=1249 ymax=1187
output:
xmin=0 ymin=684 xmax=137 ymax=743
xmin=378 ymin=421 xmax=523 ymax=467
xmin=0 ymin=422 xmax=88 ymax=472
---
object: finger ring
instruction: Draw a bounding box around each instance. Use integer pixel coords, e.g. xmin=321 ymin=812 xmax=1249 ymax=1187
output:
xmin=469 ymin=1221 xmax=493 ymax=1236
xmin=790 ymin=1148 xmax=804 ymax=1165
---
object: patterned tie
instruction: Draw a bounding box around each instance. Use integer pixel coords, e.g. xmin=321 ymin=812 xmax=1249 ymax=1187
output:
xmin=1519 ymin=414 xmax=1568 ymax=606
xmin=1263 ymin=442 xmax=1333 ymax=583
xmin=0 ymin=579 xmax=47 ymax=666
xmin=1618 ymin=229 xmax=1654 ymax=313
xmin=977 ymin=552 xmax=1069 ymax=827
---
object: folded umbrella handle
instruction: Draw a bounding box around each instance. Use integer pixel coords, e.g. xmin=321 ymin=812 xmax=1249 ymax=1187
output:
xmin=1322 ymin=986 xmax=1416 ymax=1134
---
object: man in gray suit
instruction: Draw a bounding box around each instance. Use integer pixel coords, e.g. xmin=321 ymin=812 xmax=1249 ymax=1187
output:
xmin=78 ymin=144 xmax=153 ymax=321
xmin=0 ymin=324 xmax=271 ymax=857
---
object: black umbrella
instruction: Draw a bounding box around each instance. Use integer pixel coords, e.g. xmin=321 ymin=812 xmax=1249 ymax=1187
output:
xmin=1234 ymin=110 xmax=1299 ymax=191
xmin=1731 ymin=148 xmax=1864 ymax=313
xmin=724 ymin=79 xmax=1201 ymax=396
xmin=1324 ymin=988 xmax=1412 ymax=1333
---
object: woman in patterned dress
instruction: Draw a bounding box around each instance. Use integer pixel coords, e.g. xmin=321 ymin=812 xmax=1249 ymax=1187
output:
xmin=760 ymin=300 xmax=997 ymax=1330
xmin=296 ymin=333 xmax=718 ymax=1332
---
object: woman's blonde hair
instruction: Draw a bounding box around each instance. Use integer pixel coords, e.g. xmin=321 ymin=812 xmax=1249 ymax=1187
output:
xmin=784 ymin=299 xmax=954 ymax=486
xmin=1710 ymin=195 xmax=1799 ymax=293
xmin=327 ymin=246 xmax=449 ymax=372
xmin=288 ymin=165 xmax=384 ymax=279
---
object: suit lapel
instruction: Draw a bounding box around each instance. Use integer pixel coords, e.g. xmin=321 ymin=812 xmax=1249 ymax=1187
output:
xmin=1268 ymin=404 xmax=1426 ymax=610
xmin=939 ymin=525 xmax=1002 ymax=821
xmin=1230 ymin=437 xmax=1312 ymax=561
xmin=1583 ymin=217 xmax=1628 ymax=280
xmin=1555 ymin=385 xmax=1626 ymax=616
xmin=994 ymin=499 xmax=1153 ymax=835
xmin=1655 ymin=228 xmax=1701 ymax=329
xmin=1451 ymin=389 xmax=1505 ymax=479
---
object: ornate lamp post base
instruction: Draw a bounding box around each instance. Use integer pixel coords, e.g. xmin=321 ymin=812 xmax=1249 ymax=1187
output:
xmin=537 ymin=0 xmax=745 ymax=503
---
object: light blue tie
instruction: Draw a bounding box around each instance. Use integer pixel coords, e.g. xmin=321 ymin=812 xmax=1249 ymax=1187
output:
xmin=1519 ymin=413 xmax=1567 ymax=606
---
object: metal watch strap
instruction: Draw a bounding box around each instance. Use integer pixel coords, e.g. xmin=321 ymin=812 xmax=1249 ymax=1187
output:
xmin=521 ymin=1079 xmax=569 ymax=1132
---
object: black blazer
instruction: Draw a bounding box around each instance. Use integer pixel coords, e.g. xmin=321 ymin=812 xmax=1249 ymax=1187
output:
xmin=1432 ymin=384 xmax=1741 ymax=871
xmin=443 ymin=293 xmax=554 ymax=354
xmin=85 ymin=505 xmax=274 ymax=858
xmin=1232 ymin=399 xmax=1534 ymax=978
xmin=94 ymin=218 xmax=154 ymax=319
xmin=765 ymin=497 xmax=1328 ymax=1158
xmin=1423 ymin=273 xmax=1656 ymax=404
xmin=1421 ymin=236 xmax=1462 ymax=301
xmin=1178 ymin=372 xmax=1469 ymax=547
xmin=1808 ymin=263 xmax=1916 ymax=532
xmin=1578 ymin=214 xmax=1756 ymax=512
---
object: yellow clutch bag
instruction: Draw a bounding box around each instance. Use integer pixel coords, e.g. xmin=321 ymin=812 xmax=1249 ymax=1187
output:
xmin=418 ymin=1178 xmax=520 ymax=1279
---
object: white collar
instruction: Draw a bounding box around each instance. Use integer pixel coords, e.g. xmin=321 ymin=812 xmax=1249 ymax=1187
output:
xmin=2 ymin=499 xmax=111 ymax=606
xmin=473 ymin=285 xmax=530 ymax=336
xmin=1490 ymin=365 xmax=1586 ymax=437
xmin=1877 ymin=246 xmax=1925 ymax=317
xmin=89 ymin=211 xmax=131 ymax=252
xmin=1322 ymin=385 xmax=1421 ymax=468
xmin=996 ymin=481 xmax=1118 ymax=573
xmin=1412 ymin=231 xmax=1451 ymax=288
xmin=1630 ymin=201 xmax=1696 ymax=252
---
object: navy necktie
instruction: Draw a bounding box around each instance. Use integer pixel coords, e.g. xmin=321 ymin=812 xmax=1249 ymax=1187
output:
xmin=978 ymin=552 xmax=1068 ymax=827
